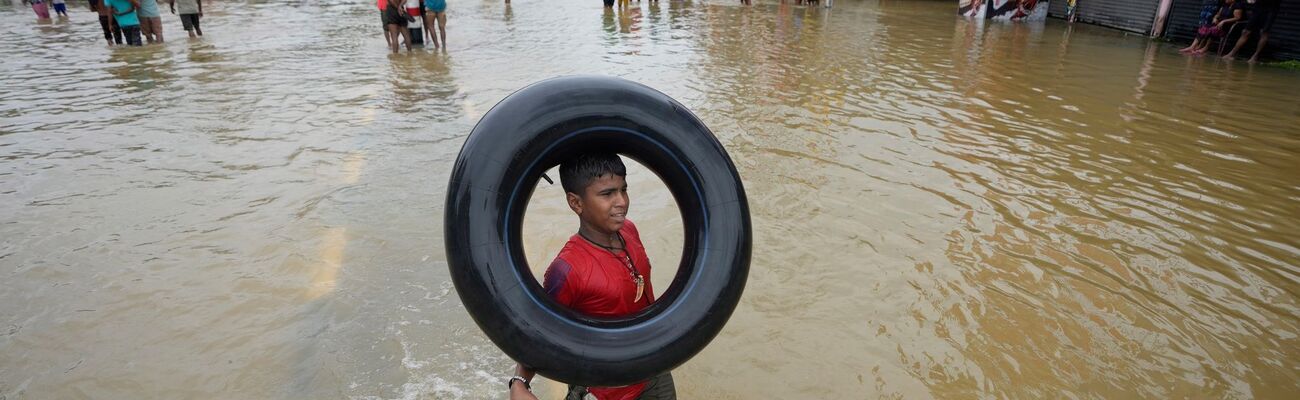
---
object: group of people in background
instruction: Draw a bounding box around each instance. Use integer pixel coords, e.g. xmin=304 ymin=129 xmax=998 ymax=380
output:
xmin=1179 ymin=0 xmax=1278 ymax=63
xmin=22 ymin=0 xmax=204 ymax=47
xmin=379 ymin=0 xmax=449 ymax=53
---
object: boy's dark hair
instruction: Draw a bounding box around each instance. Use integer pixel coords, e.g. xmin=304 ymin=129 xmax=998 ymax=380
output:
xmin=559 ymin=153 xmax=626 ymax=195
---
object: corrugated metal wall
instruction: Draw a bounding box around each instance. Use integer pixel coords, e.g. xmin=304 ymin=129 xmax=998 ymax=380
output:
xmin=1047 ymin=0 xmax=1162 ymax=34
xmin=1165 ymin=0 xmax=1300 ymax=60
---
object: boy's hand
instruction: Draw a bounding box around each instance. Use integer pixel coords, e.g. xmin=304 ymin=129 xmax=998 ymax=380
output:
xmin=509 ymin=382 xmax=538 ymax=400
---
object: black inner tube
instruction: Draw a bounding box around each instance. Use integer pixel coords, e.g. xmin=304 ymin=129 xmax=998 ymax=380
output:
xmin=445 ymin=76 xmax=750 ymax=387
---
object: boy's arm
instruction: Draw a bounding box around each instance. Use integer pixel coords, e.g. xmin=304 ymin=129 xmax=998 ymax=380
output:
xmin=113 ymin=0 xmax=139 ymax=16
xmin=169 ymin=0 xmax=174 ymax=14
xmin=1221 ymin=8 xmax=1243 ymax=27
xmin=197 ymin=0 xmax=202 ymax=16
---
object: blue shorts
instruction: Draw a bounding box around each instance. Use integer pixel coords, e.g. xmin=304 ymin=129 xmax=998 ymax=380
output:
xmin=425 ymin=0 xmax=446 ymax=13
xmin=53 ymin=3 xmax=67 ymax=13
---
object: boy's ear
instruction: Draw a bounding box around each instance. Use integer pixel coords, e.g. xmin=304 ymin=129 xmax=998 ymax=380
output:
xmin=566 ymin=192 xmax=583 ymax=215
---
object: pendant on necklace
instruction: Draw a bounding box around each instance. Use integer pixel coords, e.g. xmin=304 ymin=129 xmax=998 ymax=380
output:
xmin=633 ymin=275 xmax=645 ymax=303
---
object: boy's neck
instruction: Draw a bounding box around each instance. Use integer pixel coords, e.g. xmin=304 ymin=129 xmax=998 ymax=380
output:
xmin=578 ymin=225 xmax=621 ymax=249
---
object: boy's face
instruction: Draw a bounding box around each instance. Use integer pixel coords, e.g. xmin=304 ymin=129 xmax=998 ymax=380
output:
xmin=568 ymin=173 xmax=629 ymax=236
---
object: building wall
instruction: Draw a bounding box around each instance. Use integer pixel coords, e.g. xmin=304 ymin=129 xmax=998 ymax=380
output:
xmin=1047 ymin=0 xmax=1162 ymax=33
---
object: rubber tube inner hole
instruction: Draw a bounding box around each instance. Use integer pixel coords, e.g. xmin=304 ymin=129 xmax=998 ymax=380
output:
xmin=521 ymin=155 xmax=684 ymax=314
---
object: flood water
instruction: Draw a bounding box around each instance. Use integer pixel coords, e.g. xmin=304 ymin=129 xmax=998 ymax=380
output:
xmin=3 ymin=0 xmax=1299 ymax=398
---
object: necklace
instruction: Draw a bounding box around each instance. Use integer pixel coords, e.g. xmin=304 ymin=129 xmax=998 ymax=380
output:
xmin=579 ymin=231 xmax=645 ymax=303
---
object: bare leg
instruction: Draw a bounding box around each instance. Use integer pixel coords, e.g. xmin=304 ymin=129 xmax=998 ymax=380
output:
xmin=398 ymin=25 xmax=412 ymax=52
xmin=385 ymin=23 xmax=396 ymax=51
xmin=436 ymin=12 xmax=446 ymax=48
xmin=153 ymin=17 xmax=164 ymax=43
xmin=1223 ymin=30 xmax=1251 ymax=59
xmin=424 ymin=13 xmax=438 ymax=47
xmin=1247 ymin=31 xmax=1268 ymax=63
xmin=387 ymin=24 xmax=400 ymax=53
xmin=141 ymin=18 xmax=155 ymax=43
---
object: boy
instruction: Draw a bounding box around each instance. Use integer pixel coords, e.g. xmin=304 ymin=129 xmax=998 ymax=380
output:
xmin=508 ymin=153 xmax=676 ymax=400
xmin=52 ymin=0 xmax=68 ymax=17
xmin=107 ymin=0 xmax=143 ymax=46
xmin=169 ymin=0 xmax=203 ymax=38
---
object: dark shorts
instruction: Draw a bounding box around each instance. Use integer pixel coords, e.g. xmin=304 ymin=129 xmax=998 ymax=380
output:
xmin=1247 ymin=6 xmax=1277 ymax=33
xmin=180 ymin=13 xmax=200 ymax=30
xmin=53 ymin=3 xmax=67 ymax=14
xmin=385 ymin=6 xmax=409 ymax=28
xmin=566 ymin=373 xmax=676 ymax=400
xmin=380 ymin=11 xmax=390 ymax=28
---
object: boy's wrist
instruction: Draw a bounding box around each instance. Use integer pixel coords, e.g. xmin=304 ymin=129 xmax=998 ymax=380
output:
xmin=508 ymin=376 xmax=530 ymax=391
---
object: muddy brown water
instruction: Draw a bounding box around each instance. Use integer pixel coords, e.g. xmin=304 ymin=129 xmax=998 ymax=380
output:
xmin=2 ymin=0 xmax=1298 ymax=398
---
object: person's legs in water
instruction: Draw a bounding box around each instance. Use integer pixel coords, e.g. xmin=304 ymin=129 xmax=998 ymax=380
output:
xmin=382 ymin=12 xmax=395 ymax=51
xmin=400 ymin=22 xmax=412 ymax=52
xmin=100 ymin=15 xmax=116 ymax=45
xmin=1223 ymin=29 xmax=1252 ymax=59
xmin=435 ymin=11 xmax=446 ymax=48
xmin=1245 ymin=6 xmax=1276 ymax=63
xmin=1247 ymin=30 xmax=1269 ymax=63
xmin=387 ymin=24 xmax=401 ymax=53
xmin=111 ymin=16 xmax=124 ymax=44
xmin=53 ymin=2 xmax=68 ymax=17
xmin=146 ymin=16 xmax=163 ymax=43
xmin=32 ymin=1 xmax=51 ymax=20
xmin=423 ymin=11 xmax=438 ymax=47
xmin=140 ymin=16 xmax=155 ymax=43
xmin=181 ymin=14 xmax=196 ymax=38
xmin=123 ymin=25 xmax=143 ymax=46
xmin=192 ymin=14 xmax=202 ymax=36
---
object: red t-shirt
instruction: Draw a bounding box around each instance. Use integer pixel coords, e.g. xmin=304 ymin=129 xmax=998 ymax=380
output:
xmin=542 ymin=220 xmax=655 ymax=400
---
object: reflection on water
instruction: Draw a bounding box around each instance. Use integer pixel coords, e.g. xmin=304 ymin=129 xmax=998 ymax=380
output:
xmin=1 ymin=0 xmax=1298 ymax=398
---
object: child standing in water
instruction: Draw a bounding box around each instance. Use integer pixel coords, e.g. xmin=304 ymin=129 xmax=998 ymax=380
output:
xmin=107 ymin=0 xmax=143 ymax=46
xmin=423 ymin=0 xmax=447 ymax=48
xmin=23 ymin=0 xmax=52 ymax=21
xmin=507 ymin=153 xmax=676 ymax=400
xmin=138 ymin=0 xmax=164 ymax=43
xmin=52 ymin=0 xmax=68 ymax=17
xmin=169 ymin=0 xmax=203 ymax=38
